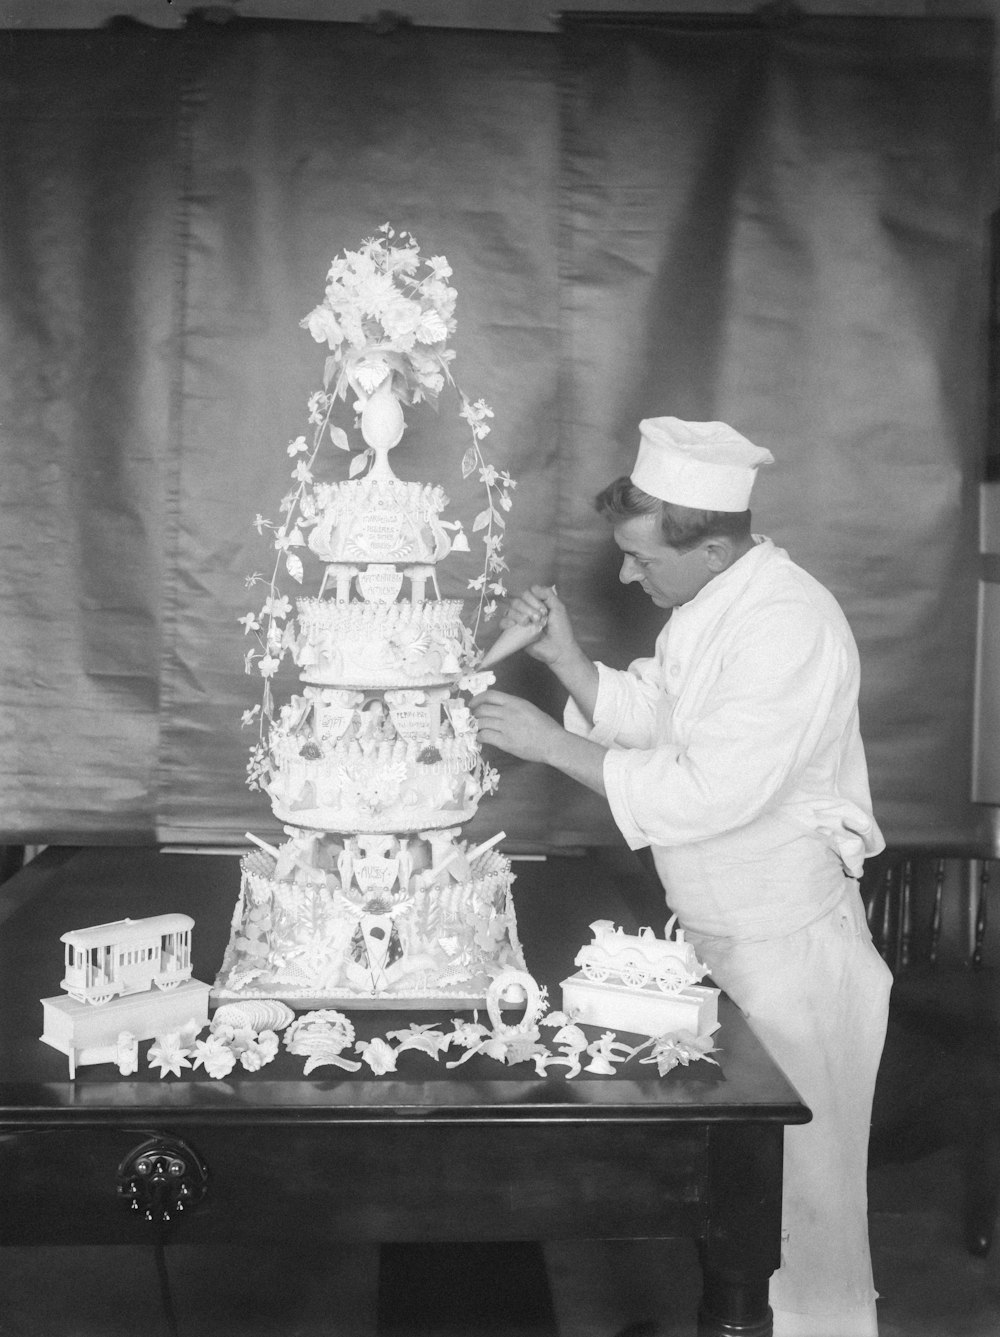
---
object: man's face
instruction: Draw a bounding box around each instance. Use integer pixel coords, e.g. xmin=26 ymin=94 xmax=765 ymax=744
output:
xmin=613 ymin=513 xmax=715 ymax=610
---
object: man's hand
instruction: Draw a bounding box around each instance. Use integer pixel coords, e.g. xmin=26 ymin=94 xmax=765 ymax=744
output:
xmin=471 ymin=688 xmax=608 ymax=797
xmin=501 ymin=584 xmax=600 ymax=723
xmin=502 ymin=585 xmax=578 ymax=669
xmin=470 ymin=689 xmax=559 ymax=764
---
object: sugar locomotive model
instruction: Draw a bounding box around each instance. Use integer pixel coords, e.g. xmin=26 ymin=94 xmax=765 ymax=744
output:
xmin=573 ymin=915 xmax=706 ymax=994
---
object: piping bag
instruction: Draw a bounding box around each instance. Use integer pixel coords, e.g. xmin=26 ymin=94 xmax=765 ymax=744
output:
xmin=477 ymin=619 xmax=545 ymax=669
xmin=477 ymin=587 xmax=555 ymax=670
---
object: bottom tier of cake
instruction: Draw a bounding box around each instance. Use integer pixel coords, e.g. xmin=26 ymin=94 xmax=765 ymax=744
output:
xmin=213 ymin=827 xmax=525 ymax=1008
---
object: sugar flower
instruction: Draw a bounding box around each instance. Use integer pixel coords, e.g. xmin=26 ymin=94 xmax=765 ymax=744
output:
xmin=148 ymin=1033 xmax=193 ymax=1080
xmin=446 ymin=1017 xmax=491 ymax=1050
xmin=191 ymin=1034 xmax=238 ymax=1080
xmin=386 ymin=1022 xmax=448 ymax=1059
xmin=635 ymin=1027 xmax=721 ymax=1077
xmin=356 ymin=1037 xmax=398 ymax=1075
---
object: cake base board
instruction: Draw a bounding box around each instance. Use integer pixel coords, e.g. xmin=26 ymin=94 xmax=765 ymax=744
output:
xmin=561 ymin=973 xmax=719 ymax=1038
xmin=210 ymin=979 xmax=494 ymax=1013
xmin=298 ymin=676 xmax=462 ymax=692
xmin=267 ymin=808 xmax=476 ymax=835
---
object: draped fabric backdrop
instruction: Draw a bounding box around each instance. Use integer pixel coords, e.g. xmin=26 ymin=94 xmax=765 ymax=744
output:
xmin=0 ymin=25 xmax=184 ymax=842
xmin=0 ymin=14 xmax=991 ymax=851
xmin=555 ymin=14 xmax=993 ymax=850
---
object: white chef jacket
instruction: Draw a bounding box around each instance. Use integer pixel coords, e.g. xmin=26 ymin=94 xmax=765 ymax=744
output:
xmin=565 ymin=536 xmax=885 ymax=939
xmin=565 ymin=537 xmax=891 ymax=1335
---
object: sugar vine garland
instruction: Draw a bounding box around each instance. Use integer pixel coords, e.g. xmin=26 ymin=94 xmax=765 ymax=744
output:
xmin=238 ymin=225 xmax=516 ymax=785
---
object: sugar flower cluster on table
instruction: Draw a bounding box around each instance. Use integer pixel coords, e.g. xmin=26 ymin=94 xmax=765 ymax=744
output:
xmin=136 ymin=972 xmax=720 ymax=1082
xmin=144 ymin=1001 xmax=293 ymax=1079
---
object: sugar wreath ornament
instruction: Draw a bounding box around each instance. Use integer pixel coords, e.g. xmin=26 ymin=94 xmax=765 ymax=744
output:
xmin=485 ymin=969 xmax=547 ymax=1036
xmin=446 ymin=970 xmax=550 ymax=1069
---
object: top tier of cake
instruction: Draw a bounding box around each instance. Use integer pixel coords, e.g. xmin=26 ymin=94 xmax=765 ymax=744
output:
xmin=292 ymin=466 xmax=479 ymax=689
xmin=306 ymin=477 xmax=453 ymax=566
xmin=293 ymin=595 xmax=477 ymax=689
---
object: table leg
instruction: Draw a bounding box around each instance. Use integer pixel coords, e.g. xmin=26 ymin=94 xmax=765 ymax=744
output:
xmin=697 ymin=1272 xmax=771 ymax=1337
xmin=696 ymin=1123 xmax=783 ymax=1337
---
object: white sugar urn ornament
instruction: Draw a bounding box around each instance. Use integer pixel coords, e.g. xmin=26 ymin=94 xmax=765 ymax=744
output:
xmin=358 ymin=375 xmax=406 ymax=480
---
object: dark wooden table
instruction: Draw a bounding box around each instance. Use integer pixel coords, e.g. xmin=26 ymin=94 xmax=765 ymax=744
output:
xmin=0 ymin=845 xmax=809 ymax=1337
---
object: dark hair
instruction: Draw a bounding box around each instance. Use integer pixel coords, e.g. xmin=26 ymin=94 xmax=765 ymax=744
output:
xmin=594 ymin=476 xmax=751 ymax=553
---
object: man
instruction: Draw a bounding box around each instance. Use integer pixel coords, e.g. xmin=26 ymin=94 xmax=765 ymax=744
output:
xmin=471 ymin=417 xmax=892 ymax=1337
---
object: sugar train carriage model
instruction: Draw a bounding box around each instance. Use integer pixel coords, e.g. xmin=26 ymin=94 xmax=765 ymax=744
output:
xmin=60 ymin=914 xmax=194 ymax=1006
xmin=574 ymin=915 xmax=706 ymax=994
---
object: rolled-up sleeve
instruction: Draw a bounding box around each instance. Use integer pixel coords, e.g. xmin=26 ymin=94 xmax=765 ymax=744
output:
xmin=602 ymin=602 xmax=852 ymax=850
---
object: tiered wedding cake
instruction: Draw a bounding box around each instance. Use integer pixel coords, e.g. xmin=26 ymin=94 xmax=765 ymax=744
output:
xmin=214 ymin=227 xmax=525 ymax=1007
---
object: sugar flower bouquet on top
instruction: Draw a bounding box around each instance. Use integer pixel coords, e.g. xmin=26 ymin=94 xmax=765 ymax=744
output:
xmin=239 ymin=225 xmax=516 ymax=781
xmin=300 ymin=224 xmax=458 ymax=408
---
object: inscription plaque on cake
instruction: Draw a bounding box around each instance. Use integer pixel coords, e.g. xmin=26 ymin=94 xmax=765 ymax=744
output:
xmin=358 ymin=564 xmax=404 ymax=604
xmin=388 ymin=702 xmax=437 ymax=744
xmin=353 ymin=856 xmax=400 ymax=897
xmin=358 ymin=511 xmax=410 ymax=558
xmin=314 ymin=705 xmax=354 ymax=744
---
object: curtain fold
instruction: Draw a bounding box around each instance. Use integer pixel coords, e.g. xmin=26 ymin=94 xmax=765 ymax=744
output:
xmin=557 ymin=13 xmax=993 ymax=849
xmin=0 ymin=15 xmax=992 ymax=849
xmin=0 ymin=25 xmax=185 ymax=842
xmin=154 ymin=21 xmax=561 ymax=846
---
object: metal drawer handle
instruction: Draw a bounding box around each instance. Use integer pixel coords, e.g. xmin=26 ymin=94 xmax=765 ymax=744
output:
xmin=116 ymin=1135 xmax=209 ymax=1225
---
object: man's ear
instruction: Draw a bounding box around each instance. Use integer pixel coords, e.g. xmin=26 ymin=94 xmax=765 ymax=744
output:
xmin=701 ymin=536 xmax=736 ymax=574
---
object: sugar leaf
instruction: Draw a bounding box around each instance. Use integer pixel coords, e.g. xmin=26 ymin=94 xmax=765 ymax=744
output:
xmin=349 ymin=449 xmax=372 ymax=478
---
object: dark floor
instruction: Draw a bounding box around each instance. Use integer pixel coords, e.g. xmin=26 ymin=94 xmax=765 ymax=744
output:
xmin=0 ymin=1142 xmax=998 ymax=1336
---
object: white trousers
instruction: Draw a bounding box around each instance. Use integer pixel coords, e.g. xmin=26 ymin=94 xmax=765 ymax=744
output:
xmin=685 ymin=879 xmax=892 ymax=1337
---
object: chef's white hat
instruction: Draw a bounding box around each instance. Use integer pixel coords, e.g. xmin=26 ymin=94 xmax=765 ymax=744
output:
xmin=631 ymin=417 xmax=774 ymax=512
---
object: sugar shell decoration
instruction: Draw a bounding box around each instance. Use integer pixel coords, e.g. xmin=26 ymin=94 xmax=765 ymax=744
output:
xmin=212 ymin=999 xmax=294 ymax=1033
xmin=283 ymin=1010 xmax=362 ymax=1074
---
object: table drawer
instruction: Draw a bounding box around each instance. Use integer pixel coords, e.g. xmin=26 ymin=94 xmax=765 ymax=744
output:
xmin=0 ymin=1122 xmax=707 ymax=1246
